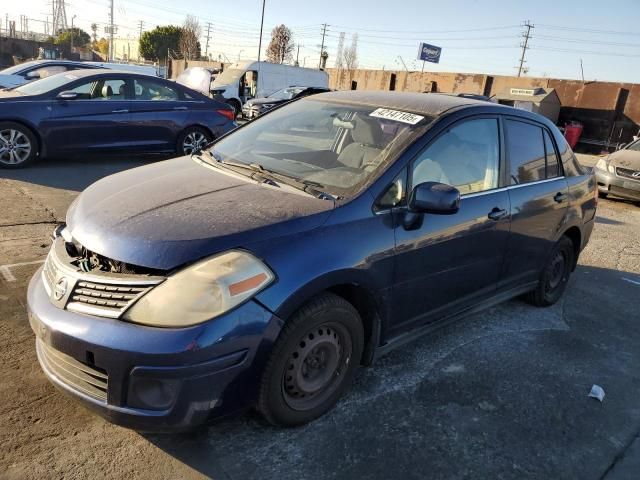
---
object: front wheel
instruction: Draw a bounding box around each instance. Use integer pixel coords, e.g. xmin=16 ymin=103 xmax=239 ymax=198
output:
xmin=177 ymin=127 xmax=212 ymax=156
xmin=524 ymin=236 xmax=575 ymax=307
xmin=0 ymin=122 xmax=38 ymax=168
xmin=258 ymin=293 xmax=364 ymax=427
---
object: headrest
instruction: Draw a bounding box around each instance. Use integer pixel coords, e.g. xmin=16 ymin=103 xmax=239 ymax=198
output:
xmin=102 ymin=85 xmax=113 ymax=98
xmin=351 ymin=115 xmax=384 ymax=147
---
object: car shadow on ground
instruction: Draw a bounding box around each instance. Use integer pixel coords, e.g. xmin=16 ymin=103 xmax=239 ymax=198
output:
xmin=0 ymin=155 xmax=172 ymax=192
xmin=142 ymin=264 xmax=640 ymax=480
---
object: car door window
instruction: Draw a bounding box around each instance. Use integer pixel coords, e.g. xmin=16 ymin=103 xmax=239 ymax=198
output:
xmin=69 ymin=78 xmax=127 ymax=100
xmin=505 ymin=120 xmax=546 ymax=184
xmin=412 ymin=118 xmax=500 ymax=195
xmin=134 ymin=78 xmax=179 ymax=101
xmin=26 ymin=65 xmax=67 ymax=79
xmin=543 ymin=129 xmax=561 ymax=178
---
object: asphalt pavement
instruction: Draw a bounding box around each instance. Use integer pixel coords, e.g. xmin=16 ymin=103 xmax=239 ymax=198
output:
xmin=1 ymin=154 xmax=640 ymax=480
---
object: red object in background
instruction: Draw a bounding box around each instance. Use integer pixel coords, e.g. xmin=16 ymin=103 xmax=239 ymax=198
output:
xmin=564 ymin=122 xmax=583 ymax=149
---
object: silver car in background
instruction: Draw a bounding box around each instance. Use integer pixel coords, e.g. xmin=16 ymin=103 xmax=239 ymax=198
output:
xmin=594 ymin=140 xmax=640 ymax=202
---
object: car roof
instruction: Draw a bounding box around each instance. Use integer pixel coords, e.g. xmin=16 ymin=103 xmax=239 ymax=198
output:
xmin=310 ymin=90 xmax=504 ymax=117
xmin=58 ymin=68 xmax=159 ymax=79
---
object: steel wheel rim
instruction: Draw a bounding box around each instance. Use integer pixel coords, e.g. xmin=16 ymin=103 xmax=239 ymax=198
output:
xmin=182 ymin=131 xmax=207 ymax=154
xmin=0 ymin=129 xmax=31 ymax=165
xmin=282 ymin=322 xmax=352 ymax=411
xmin=546 ymin=250 xmax=566 ymax=292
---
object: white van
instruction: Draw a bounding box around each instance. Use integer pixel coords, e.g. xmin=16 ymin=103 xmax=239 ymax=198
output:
xmin=209 ymin=61 xmax=329 ymax=113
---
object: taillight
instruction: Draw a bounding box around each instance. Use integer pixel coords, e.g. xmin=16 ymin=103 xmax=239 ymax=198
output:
xmin=216 ymin=109 xmax=235 ymax=121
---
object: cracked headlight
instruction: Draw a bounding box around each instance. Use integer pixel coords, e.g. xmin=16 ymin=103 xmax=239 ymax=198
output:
xmin=123 ymin=250 xmax=274 ymax=327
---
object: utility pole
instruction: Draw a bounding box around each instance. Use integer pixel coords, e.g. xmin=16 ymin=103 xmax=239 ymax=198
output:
xmin=257 ymin=0 xmax=265 ymax=63
xmin=318 ymin=23 xmax=328 ymax=69
xmin=580 ymin=58 xmax=585 ymax=83
xmin=295 ymin=44 xmax=300 ymax=66
xmin=204 ymin=22 xmax=212 ymax=59
xmin=138 ymin=20 xmax=144 ymax=38
xmin=517 ymin=20 xmax=534 ymax=77
xmin=108 ymin=0 xmax=115 ymax=61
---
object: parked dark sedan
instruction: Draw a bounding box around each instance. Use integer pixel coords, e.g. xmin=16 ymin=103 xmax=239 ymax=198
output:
xmin=594 ymin=139 xmax=640 ymax=202
xmin=0 ymin=69 xmax=236 ymax=168
xmin=241 ymin=85 xmax=330 ymax=118
xmin=28 ymin=91 xmax=596 ymax=431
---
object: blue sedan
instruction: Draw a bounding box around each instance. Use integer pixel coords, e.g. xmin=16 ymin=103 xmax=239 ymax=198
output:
xmin=0 ymin=69 xmax=236 ymax=168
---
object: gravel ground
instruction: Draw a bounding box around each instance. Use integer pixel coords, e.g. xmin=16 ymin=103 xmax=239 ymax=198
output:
xmin=1 ymin=156 xmax=639 ymax=480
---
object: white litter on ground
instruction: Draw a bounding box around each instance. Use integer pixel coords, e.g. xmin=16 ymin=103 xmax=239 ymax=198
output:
xmin=588 ymin=384 xmax=606 ymax=402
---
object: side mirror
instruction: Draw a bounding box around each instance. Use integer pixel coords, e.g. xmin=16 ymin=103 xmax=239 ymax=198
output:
xmin=409 ymin=181 xmax=460 ymax=214
xmin=57 ymin=91 xmax=79 ymax=100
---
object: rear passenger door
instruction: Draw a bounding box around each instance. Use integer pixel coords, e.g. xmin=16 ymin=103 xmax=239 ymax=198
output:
xmin=128 ymin=77 xmax=192 ymax=153
xmin=500 ymin=117 xmax=569 ymax=290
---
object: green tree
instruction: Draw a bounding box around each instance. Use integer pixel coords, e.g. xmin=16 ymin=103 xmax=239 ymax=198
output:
xmin=92 ymin=38 xmax=109 ymax=57
xmin=55 ymin=28 xmax=91 ymax=48
xmin=139 ymin=25 xmax=183 ymax=61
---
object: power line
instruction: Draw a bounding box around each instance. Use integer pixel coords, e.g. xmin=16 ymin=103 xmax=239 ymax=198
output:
xmin=328 ymin=23 xmax=520 ymax=34
xmin=536 ymin=23 xmax=640 ymax=36
xmin=517 ymin=20 xmax=534 ymax=77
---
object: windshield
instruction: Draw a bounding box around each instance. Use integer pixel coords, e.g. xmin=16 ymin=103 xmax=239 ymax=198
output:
xmin=211 ymin=68 xmax=244 ymax=87
xmin=205 ymin=98 xmax=429 ymax=197
xmin=626 ymin=140 xmax=640 ymax=152
xmin=1 ymin=61 xmax=40 ymax=75
xmin=268 ymin=87 xmax=306 ymax=101
xmin=14 ymin=72 xmax=77 ymax=95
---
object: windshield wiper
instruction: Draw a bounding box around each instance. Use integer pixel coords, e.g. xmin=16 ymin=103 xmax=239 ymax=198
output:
xmin=199 ymin=151 xmax=336 ymax=201
xmin=199 ymin=151 xmax=280 ymax=186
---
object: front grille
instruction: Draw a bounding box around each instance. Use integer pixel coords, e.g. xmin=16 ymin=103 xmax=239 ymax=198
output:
xmin=42 ymin=242 xmax=164 ymax=319
xmin=68 ymin=281 xmax=153 ymax=317
xmin=36 ymin=339 xmax=108 ymax=402
xmin=616 ymin=167 xmax=640 ymax=181
xmin=42 ymin=254 xmax=56 ymax=294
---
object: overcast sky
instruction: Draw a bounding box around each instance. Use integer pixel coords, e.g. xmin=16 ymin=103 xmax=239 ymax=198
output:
xmin=4 ymin=0 xmax=640 ymax=81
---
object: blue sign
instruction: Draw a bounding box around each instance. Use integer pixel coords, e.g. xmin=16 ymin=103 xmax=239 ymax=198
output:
xmin=418 ymin=43 xmax=442 ymax=63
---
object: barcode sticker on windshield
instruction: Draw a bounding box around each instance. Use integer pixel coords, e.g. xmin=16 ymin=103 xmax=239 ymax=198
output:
xmin=369 ymin=108 xmax=424 ymax=125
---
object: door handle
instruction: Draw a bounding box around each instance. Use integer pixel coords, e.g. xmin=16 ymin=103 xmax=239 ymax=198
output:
xmin=173 ymin=106 xmax=188 ymax=110
xmin=554 ymin=192 xmax=568 ymax=203
xmin=488 ymin=207 xmax=508 ymax=221
xmin=111 ymin=109 xmax=128 ymax=113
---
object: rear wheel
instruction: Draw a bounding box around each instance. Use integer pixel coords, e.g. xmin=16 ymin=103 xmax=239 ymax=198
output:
xmin=258 ymin=293 xmax=364 ymax=426
xmin=0 ymin=122 xmax=38 ymax=168
xmin=177 ymin=127 xmax=212 ymax=155
xmin=524 ymin=236 xmax=575 ymax=307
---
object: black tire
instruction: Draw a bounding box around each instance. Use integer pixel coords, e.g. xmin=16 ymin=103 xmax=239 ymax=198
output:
xmin=0 ymin=121 xmax=38 ymax=168
xmin=599 ymin=192 xmax=608 ymax=199
xmin=177 ymin=126 xmax=212 ymax=155
xmin=524 ymin=236 xmax=575 ymax=307
xmin=258 ymin=292 xmax=364 ymax=427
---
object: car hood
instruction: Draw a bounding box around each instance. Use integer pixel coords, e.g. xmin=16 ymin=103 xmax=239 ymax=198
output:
xmin=66 ymin=156 xmax=334 ymax=270
xmin=608 ymin=149 xmax=640 ymax=170
xmin=0 ymin=74 xmax=26 ymax=89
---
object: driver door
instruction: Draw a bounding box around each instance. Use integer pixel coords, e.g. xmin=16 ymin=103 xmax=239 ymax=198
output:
xmin=43 ymin=75 xmax=133 ymax=155
xmin=389 ymin=116 xmax=511 ymax=335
